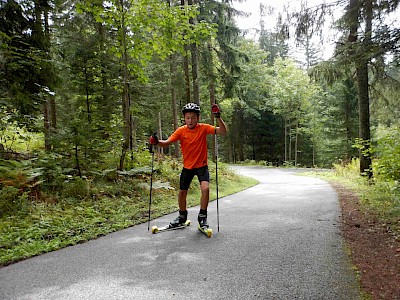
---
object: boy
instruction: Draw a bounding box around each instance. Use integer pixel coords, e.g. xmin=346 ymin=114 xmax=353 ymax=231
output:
xmin=149 ymin=103 xmax=227 ymax=228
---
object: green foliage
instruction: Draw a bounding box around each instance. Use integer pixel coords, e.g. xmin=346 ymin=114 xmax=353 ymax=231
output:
xmin=0 ymin=5 xmax=36 ymax=124
xmin=308 ymin=77 xmax=359 ymax=167
xmin=0 ymin=186 xmax=29 ymax=216
xmin=30 ymin=153 xmax=73 ymax=192
xmin=0 ymin=112 xmax=44 ymax=152
xmin=364 ymin=179 xmax=400 ymax=220
xmin=221 ymin=40 xmax=284 ymax=163
xmin=61 ymin=177 xmax=91 ymax=200
xmin=373 ymin=126 xmax=400 ymax=181
xmin=332 ymin=158 xmax=361 ymax=182
xmin=371 ymin=61 xmax=400 ymax=126
xmin=76 ymin=0 xmax=215 ymax=82
xmin=269 ymin=58 xmax=314 ymax=118
xmin=325 ymin=158 xmax=400 ymax=229
xmin=123 ymin=146 xmax=154 ymax=170
xmin=0 ymin=159 xmax=42 ymax=216
xmin=267 ymin=57 xmax=324 ymax=166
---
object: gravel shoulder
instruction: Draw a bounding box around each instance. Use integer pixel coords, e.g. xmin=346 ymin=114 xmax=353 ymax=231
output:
xmin=334 ymin=183 xmax=400 ymax=300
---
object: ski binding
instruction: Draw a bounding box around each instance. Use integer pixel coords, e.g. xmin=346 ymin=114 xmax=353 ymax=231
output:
xmin=198 ymin=225 xmax=213 ymax=238
xmin=151 ymin=220 xmax=191 ymax=234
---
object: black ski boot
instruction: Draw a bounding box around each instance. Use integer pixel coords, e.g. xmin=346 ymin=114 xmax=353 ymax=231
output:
xmin=169 ymin=210 xmax=188 ymax=228
xmin=198 ymin=210 xmax=209 ymax=228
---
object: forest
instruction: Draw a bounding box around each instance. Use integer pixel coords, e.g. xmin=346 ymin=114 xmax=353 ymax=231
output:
xmin=0 ymin=0 xmax=400 ymax=255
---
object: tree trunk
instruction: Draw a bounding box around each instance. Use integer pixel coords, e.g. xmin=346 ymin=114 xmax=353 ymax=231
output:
xmin=344 ymin=80 xmax=353 ymax=159
xmin=84 ymin=65 xmax=91 ymax=122
xmin=118 ymin=0 xmax=131 ymax=170
xmin=233 ymin=105 xmax=244 ymax=161
xmin=289 ymin=126 xmax=292 ymax=162
xmin=49 ymin=94 xmax=56 ymax=131
xmin=170 ymin=54 xmax=180 ymax=157
xmin=357 ymin=0 xmax=373 ymax=177
xmin=158 ymin=112 xmax=164 ymax=155
xmin=74 ymin=128 xmax=82 ymax=177
xmin=168 ymin=1 xmax=180 ymax=157
xmin=181 ymin=0 xmax=191 ymax=103
xmin=191 ymin=44 xmax=199 ymax=105
xmin=43 ymin=99 xmax=51 ymax=151
xmin=98 ymin=22 xmax=111 ymax=123
xmin=284 ymin=117 xmax=288 ymax=162
xmin=34 ymin=0 xmax=53 ymax=151
xmin=188 ymin=0 xmax=199 ymax=105
xmin=119 ymin=83 xmax=130 ymax=170
xmin=295 ymin=121 xmax=299 ymax=166
xmin=183 ymin=50 xmax=191 ymax=103
xmin=356 ymin=62 xmax=372 ymax=176
xmin=130 ymin=108 xmax=134 ymax=161
xmin=312 ymin=114 xmax=316 ymax=166
xmin=346 ymin=0 xmax=372 ymax=177
xmin=207 ymin=40 xmax=217 ymax=161
xmin=44 ymin=6 xmax=56 ymax=132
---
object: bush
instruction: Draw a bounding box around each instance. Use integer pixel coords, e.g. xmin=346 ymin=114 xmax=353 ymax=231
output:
xmin=0 ymin=159 xmax=42 ymax=212
xmin=0 ymin=186 xmax=29 ymax=216
xmin=61 ymin=177 xmax=91 ymax=200
xmin=333 ymin=157 xmax=360 ymax=177
xmin=365 ymin=180 xmax=400 ymax=218
xmin=374 ymin=126 xmax=400 ymax=181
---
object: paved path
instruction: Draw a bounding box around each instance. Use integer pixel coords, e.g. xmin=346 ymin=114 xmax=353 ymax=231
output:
xmin=0 ymin=166 xmax=360 ymax=299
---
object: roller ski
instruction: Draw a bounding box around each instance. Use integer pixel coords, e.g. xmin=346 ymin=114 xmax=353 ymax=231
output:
xmin=151 ymin=220 xmax=191 ymax=234
xmin=151 ymin=211 xmax=190 ymax=234
xmin=198 ymin=212 xmax=212 ymax=238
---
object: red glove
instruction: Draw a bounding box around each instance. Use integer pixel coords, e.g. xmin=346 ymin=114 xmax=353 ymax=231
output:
xmin=149 ymin=133 xmax=158 ymax=145
xmin=212 ymin=104 xmax=221 ymax=118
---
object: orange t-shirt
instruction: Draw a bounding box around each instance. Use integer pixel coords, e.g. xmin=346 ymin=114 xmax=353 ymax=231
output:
xmin=169 ymin=123 xmax=215 ymax=169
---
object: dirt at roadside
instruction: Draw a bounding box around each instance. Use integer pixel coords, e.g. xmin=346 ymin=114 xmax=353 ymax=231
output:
xmin=334 ymin=183 xmax=400 ymax=300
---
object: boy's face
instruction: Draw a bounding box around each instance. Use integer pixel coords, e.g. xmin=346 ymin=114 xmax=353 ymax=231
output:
xmin=184 ymin=112 xmax=199 ymax=129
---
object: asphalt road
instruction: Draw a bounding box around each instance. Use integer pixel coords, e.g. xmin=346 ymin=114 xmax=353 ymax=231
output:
xmin=0 ymin=166 xmax=361 ymax=300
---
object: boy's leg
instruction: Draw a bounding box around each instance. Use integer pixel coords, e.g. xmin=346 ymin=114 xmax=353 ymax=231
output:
xmin=178 ymin=168 xmax=195 ymax=211
xmin=170 ymin=168 xmax=194 ymax=227
xmin=197 ymin=166 xmax=210 ymax=210
xmin=198 ymin=181 xmax=210 ymax=228
xmin=199 ymin=181 xmax=210 ymax=210
xmin=178 ymin=189 xmax=188 ymax=211
xmin=197 ymin=166 xmax=210 ymax=227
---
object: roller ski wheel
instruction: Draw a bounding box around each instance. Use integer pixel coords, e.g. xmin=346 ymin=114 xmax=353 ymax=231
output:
xmin=151 ymin=225 xmax=159 ymax=234
xmin=151 ymin=220 xmax=191 ymax=234
xmin=198 ymin=225 xmax=213 ymax=238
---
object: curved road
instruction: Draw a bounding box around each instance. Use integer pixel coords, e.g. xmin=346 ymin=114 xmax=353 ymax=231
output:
xmin=0 ymin=166 xmax=360 ymax=299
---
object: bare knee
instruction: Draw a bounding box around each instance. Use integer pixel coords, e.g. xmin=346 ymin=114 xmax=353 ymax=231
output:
xmin=179 ymin=190 xmax=188 ymax=198
xmin=200 ymin=182 xmax=209 ymax=193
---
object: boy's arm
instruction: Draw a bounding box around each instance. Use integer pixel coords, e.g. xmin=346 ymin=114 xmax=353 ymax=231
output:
xmin=215 ymin=117 xmax=227 ymax=135
xmin=149 ymin=130 xmax=180 ymax=148
xmin=212 ymin=104 xmax=227 ymax=135
xmin=157 ymin=138 xmax=174 ymax=148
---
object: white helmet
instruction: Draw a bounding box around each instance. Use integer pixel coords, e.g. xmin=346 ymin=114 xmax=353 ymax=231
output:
xmin=182 ymin=103 xmax=201 ymax=115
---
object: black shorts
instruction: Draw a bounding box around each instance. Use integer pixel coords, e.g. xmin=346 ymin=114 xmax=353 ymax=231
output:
xmin=179 ymin=165 xmax=210 ymax=190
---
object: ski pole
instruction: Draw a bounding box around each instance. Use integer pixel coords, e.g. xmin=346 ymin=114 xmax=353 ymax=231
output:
xmin=147 ymin=144 xmax=155 ymax=231
xmin=215 ymin=124 xmax=220 ymax=232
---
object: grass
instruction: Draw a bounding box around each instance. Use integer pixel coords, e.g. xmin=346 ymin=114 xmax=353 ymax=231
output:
xmin=0 ymin=162 xmax=258 ymax=266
